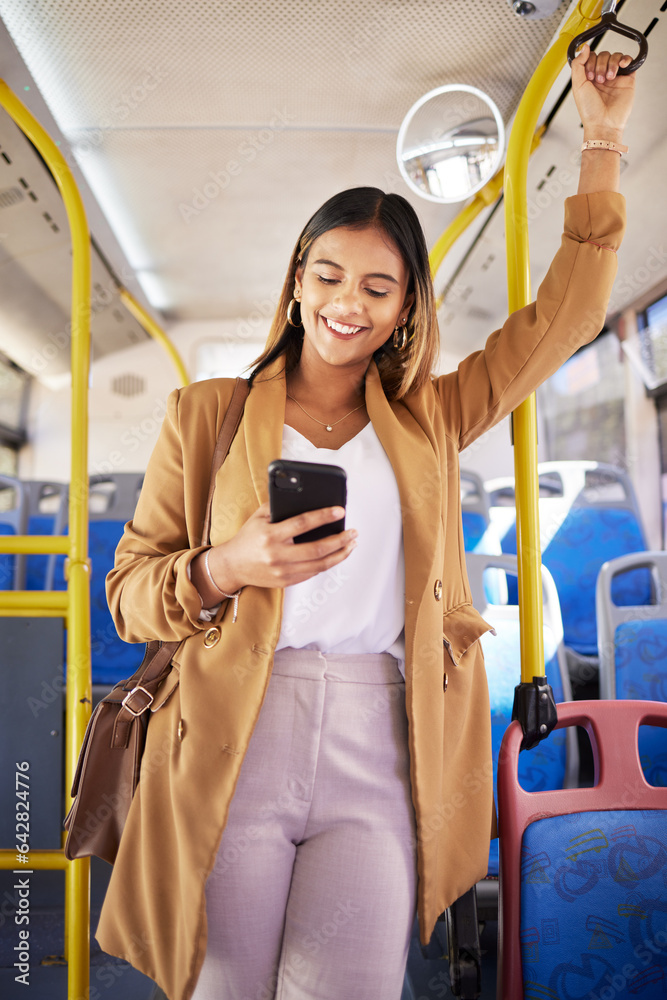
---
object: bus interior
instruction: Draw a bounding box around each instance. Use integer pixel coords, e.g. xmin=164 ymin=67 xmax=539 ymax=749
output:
xmin=0 ymin=0 xmax=666 ymax=998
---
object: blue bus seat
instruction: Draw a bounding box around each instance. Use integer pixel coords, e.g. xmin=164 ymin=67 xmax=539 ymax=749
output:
xmin=87 ymin=473 xmax=145 ymax=686
xmin=465 ymin=553 xmax=578 ymax=881
xmin=461 ymin=469 xmax=504 ymax=606
xmin=0 ymin=474 xmax=27 ymax=590
xmin=598 ymin=552 xmax=667 ymax=787
xmin=23 ymin=480 xmax=68 ymax=591
xmin=498 ymin=699 xmax=667 ymax=1000
xmin=53 ymin=473 xmax=145 ymax=686
xmin=485 ymin=474 xmax=517 ymax=554
xmin=461 ymin=468 xmax=500 ymax=554
xmin=485 ymin=462 xmax=650 ymax=656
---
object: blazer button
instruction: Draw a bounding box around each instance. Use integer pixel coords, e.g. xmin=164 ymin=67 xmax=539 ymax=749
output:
xmin=434 ymin=579 xmax=443 ymax=601
xmin=177 ymin=719 xmax=185 ymax=741
xmin=443 ymin=672 xmax=448 ymax=692
xmin=203 ymin=626 xmax=221 ymax=648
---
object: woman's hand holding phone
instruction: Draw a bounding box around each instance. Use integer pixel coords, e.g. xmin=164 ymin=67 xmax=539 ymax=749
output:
xmin=197 ymin=502 xmax=357 ymax=598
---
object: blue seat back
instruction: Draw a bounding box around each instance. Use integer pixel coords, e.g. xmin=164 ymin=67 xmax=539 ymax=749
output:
xmin=87 ymin=475 xmax=145 ymax=684
xmin=461 ymin=510 xmax=487 ymax=551
xmin=88 ymin=520 xmax=145 ymax=683
xmin=0 ymin=522 xmax=15 ymax=590
xmin=0 ymin=475 xmax=27 ymax=589
xmin=487 ymin=462 xmax=649 ymax=654
xmin=466 ymin=553 xmax=576 ymax=876
xmin=598 ymin=553 xmax=667 ymax=786
xmin=24 ymin=482 xmax=68 ymax=591
xmin=521 ymin=809 xmax=667 ymax=996
xmin=54 ymin=474 xmax=145 ymax=685
xmin=461 ymin=468 xmax=500 ymax=556
xmin=498 ymin=700 xmax=667 ymax=1000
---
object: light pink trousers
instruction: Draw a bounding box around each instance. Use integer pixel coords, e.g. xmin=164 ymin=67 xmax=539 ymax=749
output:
xmin=190 ymin=647 xmax=418 ymax=1000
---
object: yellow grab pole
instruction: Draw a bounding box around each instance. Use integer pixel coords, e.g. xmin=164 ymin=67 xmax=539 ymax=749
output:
xmin=0 ymin=81 xmax=91 ymax=998
xmin=119 ymin=287 xmax=190 ymax=386
xmin=504 ymin=0 xmax=604 ymax=683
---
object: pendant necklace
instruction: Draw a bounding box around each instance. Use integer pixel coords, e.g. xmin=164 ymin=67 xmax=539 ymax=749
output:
xmin=286 ymin=392 xmax=365 ymax=432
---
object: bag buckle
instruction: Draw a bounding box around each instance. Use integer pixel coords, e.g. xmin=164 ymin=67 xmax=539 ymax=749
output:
xmin=121 ymin=685 xmax=154 ymax=717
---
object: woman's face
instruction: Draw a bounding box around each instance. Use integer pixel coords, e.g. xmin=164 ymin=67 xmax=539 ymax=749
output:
xmin=294 ymin=225 xmax=415 ymax=375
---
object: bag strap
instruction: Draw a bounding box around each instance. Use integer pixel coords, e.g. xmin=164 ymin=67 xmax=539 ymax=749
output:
xmin=109 ymin=377 xmax=250 ymax=739
xmin=201 ymin=376 xmax=250 ymax=546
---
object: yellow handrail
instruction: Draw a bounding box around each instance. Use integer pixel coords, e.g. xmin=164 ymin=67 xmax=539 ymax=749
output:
xmin=0 ymin=81 xmax=91 ymax=999
xmin=119 ymin=286 xmax=190 ymax=386
xmin=429 ymin=166 xmax=505 ymax=280
xmin=0 ymin=591 xmax=69 ymax=615
xmin=0 ymin=536 xmax=70 ymax=554
xmin=504 ymin=0 xmax=605 ymax=684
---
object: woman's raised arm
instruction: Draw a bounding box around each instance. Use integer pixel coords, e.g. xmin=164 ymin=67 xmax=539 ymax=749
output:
xmin=434 ymin=45 xmax=637 ymax=450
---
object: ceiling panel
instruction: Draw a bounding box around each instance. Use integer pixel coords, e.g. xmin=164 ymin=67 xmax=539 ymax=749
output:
xmin=0 ymin=0 xmax=663 ymax=370
xmin=0 ymin=0 xmax=571 ymax=327
xmin=0 ymin=105 xmax=149 ymax=377
xmin=66 ymin=126 xmax=464 ymax=318
xmin=0 ymin=0 xmax=569 ymax=128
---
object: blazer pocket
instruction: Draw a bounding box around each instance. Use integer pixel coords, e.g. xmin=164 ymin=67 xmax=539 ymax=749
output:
xmin=150 ymin=663 xmax=180 ymax=712
xmin=442 ymin=603 xmax=496 ymax=667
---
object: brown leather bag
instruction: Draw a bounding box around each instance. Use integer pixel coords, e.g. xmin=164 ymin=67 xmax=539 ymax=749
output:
xmin=63 ymin=378 xmax=249 ymax=863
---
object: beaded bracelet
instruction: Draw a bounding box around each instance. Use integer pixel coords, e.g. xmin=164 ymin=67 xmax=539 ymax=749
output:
xmin=203 ymin=548 xmax=242 ymax=623
xmin=581 ymin=139 xmax=628 ymax=155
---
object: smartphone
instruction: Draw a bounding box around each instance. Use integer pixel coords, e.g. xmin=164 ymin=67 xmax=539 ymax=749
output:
xmin=268 ymin=460 xmax=346 ymax=544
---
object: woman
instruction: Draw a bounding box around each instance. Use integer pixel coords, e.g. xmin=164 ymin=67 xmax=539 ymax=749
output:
xmin=96 ymin=45 xmax=636 ymax=1000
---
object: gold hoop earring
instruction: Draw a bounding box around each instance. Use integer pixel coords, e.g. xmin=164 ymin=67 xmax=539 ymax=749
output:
xmin=393 ymin=320 xmax=408 ymax=352
xmin=287 ymin=298 xmax=302 ymax=328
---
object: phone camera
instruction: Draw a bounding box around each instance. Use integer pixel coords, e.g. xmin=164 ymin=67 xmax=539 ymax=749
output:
xmin=276 ymin=469 xmax=302 ymax=492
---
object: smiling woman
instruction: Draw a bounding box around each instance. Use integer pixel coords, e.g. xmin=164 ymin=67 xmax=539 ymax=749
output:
xmin=96 ymin=46 xmax=636 ymax=1000
xmin=249 ymin=187 xmax=441 ymax=407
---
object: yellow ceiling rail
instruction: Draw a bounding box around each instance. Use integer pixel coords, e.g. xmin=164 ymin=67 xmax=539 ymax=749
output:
xmin=119 ymin=286 xmax=190 ymax=386
xmin=430 ymin=127 xmax=545 ymax=308
xmin=429 ymin=165 xmax=505 ymax=279
xmin=504 ymin=0 xmax=605 ymax=685
xmin=0 ymin=81 xmax=91 ymax=999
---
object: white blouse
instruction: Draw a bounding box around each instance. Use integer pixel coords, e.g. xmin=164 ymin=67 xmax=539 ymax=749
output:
xmin=275 ymin=421 xmax=406 ymax=675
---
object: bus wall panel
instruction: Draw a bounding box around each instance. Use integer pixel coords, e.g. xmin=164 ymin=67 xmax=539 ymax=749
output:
xmin=0 ymin=617 xmax=64 ymax=850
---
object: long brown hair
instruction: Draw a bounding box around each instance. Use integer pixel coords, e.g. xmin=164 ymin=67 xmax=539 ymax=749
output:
xmin=247 ymin=187 xmax=440 ymax=400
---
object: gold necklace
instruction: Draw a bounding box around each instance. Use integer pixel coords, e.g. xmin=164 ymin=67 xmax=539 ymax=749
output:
xmin=286 ymin=392 xmax=366 ymax=432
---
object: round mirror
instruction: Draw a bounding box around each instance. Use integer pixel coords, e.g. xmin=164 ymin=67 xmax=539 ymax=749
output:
xmin=396 ymin=85 xmax=505 ymax=204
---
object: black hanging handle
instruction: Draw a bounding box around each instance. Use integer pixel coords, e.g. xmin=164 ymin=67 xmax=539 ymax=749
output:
xmin=567 ymin=0 xmax=648 ymax=75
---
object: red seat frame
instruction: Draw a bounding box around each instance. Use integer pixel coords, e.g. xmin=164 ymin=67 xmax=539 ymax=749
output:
xmin=497 ymin=699 xmax=667 ymax=1000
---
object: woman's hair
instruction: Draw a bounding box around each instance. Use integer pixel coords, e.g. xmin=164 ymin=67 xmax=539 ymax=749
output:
xmin=247 ymin=187 xmax=440 ymax=400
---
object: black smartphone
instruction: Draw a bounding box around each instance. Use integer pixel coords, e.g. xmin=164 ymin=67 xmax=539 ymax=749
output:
xmin=268 ymin=460 xmax=346 ymax=544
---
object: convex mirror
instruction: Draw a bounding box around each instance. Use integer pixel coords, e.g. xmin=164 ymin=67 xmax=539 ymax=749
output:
xmin=396 ymin=84 xmax=505 ymax=203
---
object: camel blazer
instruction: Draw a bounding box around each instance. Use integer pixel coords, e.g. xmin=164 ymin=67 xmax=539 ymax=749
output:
xmin=97 ymin=191 xmax=625 ymax=1000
